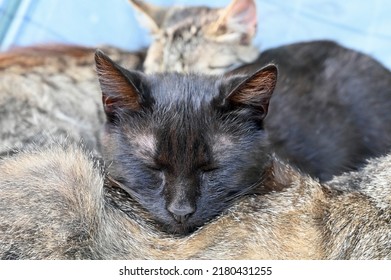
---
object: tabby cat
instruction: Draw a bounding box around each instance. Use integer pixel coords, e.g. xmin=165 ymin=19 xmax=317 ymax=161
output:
xmin=130 ymin=0 xmax=259 ymax=74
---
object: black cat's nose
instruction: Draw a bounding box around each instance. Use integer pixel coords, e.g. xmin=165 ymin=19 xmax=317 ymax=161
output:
xmin=167 ymin=203 xmax=195 ymax=224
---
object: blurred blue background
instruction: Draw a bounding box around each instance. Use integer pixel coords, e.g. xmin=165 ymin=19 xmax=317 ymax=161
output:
xmin=0 ymin=0 xmax=390 ymax=68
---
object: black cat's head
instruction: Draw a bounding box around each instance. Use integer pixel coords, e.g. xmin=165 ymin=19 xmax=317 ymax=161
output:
xmin=95 ymin=50 xmax=277 ymax=234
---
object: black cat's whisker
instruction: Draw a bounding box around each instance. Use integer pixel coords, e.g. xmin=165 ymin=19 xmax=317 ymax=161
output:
xmin=222 ymin=174 xmax=269 ymax=206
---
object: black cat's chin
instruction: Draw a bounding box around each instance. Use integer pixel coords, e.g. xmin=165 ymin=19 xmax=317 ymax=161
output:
xmin=150 ymin=212 xmax=202 ymax=235
xmin=160 ymin=221 xmax=199 ymax=235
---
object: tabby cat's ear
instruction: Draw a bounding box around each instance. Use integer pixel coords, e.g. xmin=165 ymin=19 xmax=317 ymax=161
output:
xmin=129 ymin=0 xmax=168 ymax=33
xmin=223 ymin=65 xmax=278 ymax=121
xmin=209 ymin=0 xmax=257 ymax=44
xmin=95 ymin=50 xmax=148 ymax=119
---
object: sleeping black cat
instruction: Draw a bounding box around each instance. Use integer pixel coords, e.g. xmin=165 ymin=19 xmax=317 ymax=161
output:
xmin=95 ymin=50 xmax=278 ymax=234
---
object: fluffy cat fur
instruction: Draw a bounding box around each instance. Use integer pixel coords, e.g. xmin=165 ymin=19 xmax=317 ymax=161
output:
xmin=0 ymin=45 xmax=145 ymax=157
xmin=244 ymin=40 xmax=391 ymax=181
xmin=0 ymin=133 xmax=390 ymax=259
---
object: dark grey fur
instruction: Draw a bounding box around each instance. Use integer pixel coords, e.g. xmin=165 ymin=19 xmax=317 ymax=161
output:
xmin=234 ymin=40 xmax=391 ymax=181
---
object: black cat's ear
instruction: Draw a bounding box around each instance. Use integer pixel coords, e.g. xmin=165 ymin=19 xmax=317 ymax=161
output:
xmin=128 ymin=0 xmax=168 ymax=34
xmin=223 ymin=64 xmax=278 ymax=120
xmin=95 ymin=50 xmax=148 ymax=118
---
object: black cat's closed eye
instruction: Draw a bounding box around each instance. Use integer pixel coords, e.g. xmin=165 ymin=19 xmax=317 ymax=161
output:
xmin=146 ymin=164 xmax=163 ymax=172
xmin=199 ymin=165 xmax=218 ymax=173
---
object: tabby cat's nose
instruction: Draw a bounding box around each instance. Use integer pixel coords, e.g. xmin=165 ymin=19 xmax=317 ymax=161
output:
xmin=167 ymin=203 xmax=195 ymax=224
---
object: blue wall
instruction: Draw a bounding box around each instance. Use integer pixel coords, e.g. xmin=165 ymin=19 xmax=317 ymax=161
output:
xmin=1 ymin=0 xmax=390 ymax=68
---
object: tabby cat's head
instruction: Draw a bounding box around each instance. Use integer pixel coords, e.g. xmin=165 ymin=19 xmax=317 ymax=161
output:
xmin=95 ymin=50 xmax=277 ymax=234
xmin=130 ymin=0 xmax=259 ymax=74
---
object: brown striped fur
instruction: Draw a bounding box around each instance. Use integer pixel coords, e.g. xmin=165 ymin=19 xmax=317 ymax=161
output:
xmin=0 ymin=141 xmax=390 ymax=259
xmin=0 ymin=45 xmax=145 ymax=156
